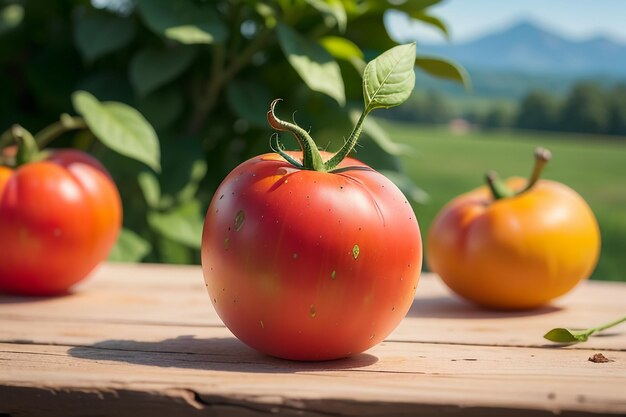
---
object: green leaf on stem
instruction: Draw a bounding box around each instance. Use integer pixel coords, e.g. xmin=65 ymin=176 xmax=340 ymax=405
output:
xmin=277 ymin=23 xmax=346 ymax=106
xmin=108 ymin=228 xmax=152 ymax=263
xmin=543 ymin=328 xmax=590 ymax=344
xmin=74 ymin=11 xmax=136 ymax=61
xmin=415 ymin=55 xmax=471 ymax=90
xmin=544 ymin=315 xmax=626 ymax=344
xmin=129 ymin=46 xmax=196 ymax=97
xmin=72 ymin=90 xmax=161 ymax=172
xmin=148 ymin=200 xmax=204 ymax=249
xmin=363 ymin=42 xmax=416 ymax=113
xmin=136 ymin=0 xmax=227 ymax=44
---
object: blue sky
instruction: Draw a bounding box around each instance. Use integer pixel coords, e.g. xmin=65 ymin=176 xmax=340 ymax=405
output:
xmin=387 ymin=0 xmax=626 ymax=44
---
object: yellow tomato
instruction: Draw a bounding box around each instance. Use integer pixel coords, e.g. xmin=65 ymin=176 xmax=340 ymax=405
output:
xmin=426 ymin=148 xmax=600 ymax=310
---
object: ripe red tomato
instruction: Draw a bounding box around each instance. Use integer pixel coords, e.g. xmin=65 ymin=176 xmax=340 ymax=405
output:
xmin=0 ymin=149 xmax=122 ymax=295
xmin=201 ymin=151 xmax=421 ymax=360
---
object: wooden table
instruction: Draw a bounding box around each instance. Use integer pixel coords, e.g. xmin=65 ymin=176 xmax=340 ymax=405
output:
xmin=0 ymin=263 xmax=624 ymax=416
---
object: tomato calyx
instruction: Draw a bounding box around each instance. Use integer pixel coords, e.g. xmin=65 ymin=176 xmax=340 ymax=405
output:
xmin=267 ymin=99 xmax=326 ymax=172
xmin=486 ymin=147 xmax=552 ymax=200
xmin=267 ymin=98 xmax=372 ymax=173
xmin=0 ymin=115 xmax=87 ymax=168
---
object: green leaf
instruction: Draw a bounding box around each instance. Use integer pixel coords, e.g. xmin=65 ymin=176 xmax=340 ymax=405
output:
xmin=277 ymin=23 xmax=345 ymax=106
xmin=136 ymin=0 xmax=227 ymax=44
xmin=227 ymin=80 xmax=273 ymax=127
xmin=415 ymin=55 xmax=471 ymax=90
xmin=363 ymin=43 xmax=416 ymax=112
xmin=410 ymin=12 xmax=449 ymax=40
xmin=320 ymin=36 xmax=366 ymax=74
xmin=72 ymin=91 xmax=161 ymax=172
xmin=0 ymin=4 xmax=24 ymax=36
xmin=148 ymin=200 xmax=204 ymax=249
xmin=130 ymin=46 xmax=196 ymax=97
xmin=304 ymin=0 xmax=347 ymax=32
xmin=320 ymin=36 xmax=363 ymax=61
xmin=73 ymin=12 xmax=136 ymax=61
xmin=108 ymin=228 xmax=152 ymax=262
xmin=138 ymin=171 xmax=161 ymax=209
xmin=543 ymin=328 xmax=589 ymax=344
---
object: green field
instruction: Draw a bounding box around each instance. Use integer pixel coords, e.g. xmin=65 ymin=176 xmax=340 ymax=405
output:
xmin=381 ymin=121 xmax=626 ymax=282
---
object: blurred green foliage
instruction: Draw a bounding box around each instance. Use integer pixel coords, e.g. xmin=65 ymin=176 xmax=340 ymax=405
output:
xmin=0 ymin=0 xmax=466 ymax=264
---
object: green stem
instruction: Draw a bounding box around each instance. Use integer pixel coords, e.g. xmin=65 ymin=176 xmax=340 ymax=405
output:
xmin=267 ymin=99 xmax=325 ymax=171
xmin=519 ymin=147 xmax=551 ymax=194
xmin=13 ymin=125 xmax=39 ymax=166
xmin=485 ymin=170 xmax=515 ymax=200
xmin=34 ymin=114 xmax=87 ymax=148
xmin=588 ymin=315 xmax=626 ymax=336
xmin=323 ymin=109 xmax=369 ymax=172
xmin=486 ymin=147 xmax=552 ymax=200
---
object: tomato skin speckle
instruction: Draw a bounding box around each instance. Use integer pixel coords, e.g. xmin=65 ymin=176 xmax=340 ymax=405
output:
xmin=201 ymin=151 xmax=422 ymax=361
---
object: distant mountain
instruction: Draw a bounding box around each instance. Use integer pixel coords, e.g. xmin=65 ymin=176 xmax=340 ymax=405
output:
xmin=418 ymin=21 xmax=626 ymax=76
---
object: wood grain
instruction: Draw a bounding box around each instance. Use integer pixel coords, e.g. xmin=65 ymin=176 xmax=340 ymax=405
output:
xmin=0 ymin=263 xmax=625 ymax=416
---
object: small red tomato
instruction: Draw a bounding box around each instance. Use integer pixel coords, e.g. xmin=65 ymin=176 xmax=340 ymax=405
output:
xmin=0 ymin=149 xmax=122 ymax=295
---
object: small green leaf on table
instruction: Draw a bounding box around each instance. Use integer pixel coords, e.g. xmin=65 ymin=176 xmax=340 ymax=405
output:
xmin=544 ymin=315 xmax=626 ymax=344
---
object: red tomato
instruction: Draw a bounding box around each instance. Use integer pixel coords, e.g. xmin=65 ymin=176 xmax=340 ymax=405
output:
xmin=0 ymin=149 xmax=122 ymax=295
xmin=201 ymin=151 xmax=422 ymax=361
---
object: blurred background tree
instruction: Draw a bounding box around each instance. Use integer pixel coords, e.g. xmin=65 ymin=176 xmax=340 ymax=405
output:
xmin=0 ymin=0 xmax=467 ymax=264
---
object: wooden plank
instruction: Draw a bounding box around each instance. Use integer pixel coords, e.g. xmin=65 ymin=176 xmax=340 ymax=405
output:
xmin=1 ymin=342 xmax=625 ymax=416
xmin=1 ymin=263 xmax=624 ymax=350
xmin=1 ymin=263 xmax=625 ymax=416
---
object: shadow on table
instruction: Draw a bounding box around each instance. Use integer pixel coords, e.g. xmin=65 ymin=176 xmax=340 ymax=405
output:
xmin=0 ymin=292 xmax=75 ymax=304
xmin=68 ymin=335 xmax=378 ymax=373
xmin=408 ymin=295 xmax=562 ymax=319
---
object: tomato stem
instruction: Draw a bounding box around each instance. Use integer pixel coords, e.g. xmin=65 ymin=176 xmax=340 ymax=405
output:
xmin=34 ymin=114 xmax=87 ymax=149
xmin=324 ymin=109 xmax=369 ymax=172
xmin=485 ymin=170 xmax=515 ymax=200
xmin=13 ymin=125 xmax=40 ymax=167
xmin=486 ymin=147 xmax=552 ymax=200
xmin=267 ymin=99 xmax=326 ymax=172
xmin=520 ymin=147 xmax=551 ymax=194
